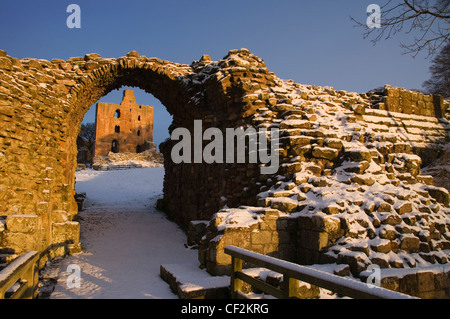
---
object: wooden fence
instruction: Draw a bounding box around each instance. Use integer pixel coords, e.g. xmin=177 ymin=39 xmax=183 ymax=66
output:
xmin=0 ymin=251 xmax=39 ymax=299
xmin=225 ymin=245 xmax=417 ymax=299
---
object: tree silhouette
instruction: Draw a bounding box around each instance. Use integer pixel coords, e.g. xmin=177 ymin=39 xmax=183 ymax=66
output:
xmin=79 ymin=123 xmax=96 ymax=152
xmin=423 ymin=40 xmax=450 ymax=96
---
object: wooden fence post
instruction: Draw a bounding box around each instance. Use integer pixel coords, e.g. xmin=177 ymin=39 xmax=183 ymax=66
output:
xmin=231 ymin=256 xmax=243 ymax=298
xmin=282 ymin=275 xmax=300 ymax=299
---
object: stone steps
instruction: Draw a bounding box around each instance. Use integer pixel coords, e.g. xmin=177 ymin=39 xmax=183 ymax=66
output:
xmin=363 ymin=109 xmax=450 ymax=140
xmin=160 ymin=263 xmax=230 ymax=299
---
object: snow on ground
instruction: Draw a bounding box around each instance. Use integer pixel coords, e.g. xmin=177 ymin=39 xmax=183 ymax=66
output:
xmin=44 ymin=167 xmax=198 ymax=299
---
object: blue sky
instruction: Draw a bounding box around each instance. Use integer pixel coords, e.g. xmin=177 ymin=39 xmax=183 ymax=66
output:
xmin=0 ymin=0 xmax=433 ymax=147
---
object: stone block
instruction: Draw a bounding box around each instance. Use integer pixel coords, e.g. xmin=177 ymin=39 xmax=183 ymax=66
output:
xmin=399 ymin=273 xmax=418 ymax=296
xmin=51 ymin=210 xmax=69 ymax=223
xmin=298 ymin=229 xmax=329 ymax=251
xmin=4 ymin=232 xmax=37 ymax=254
xmin=279 ymin=162 xmax=302 ymax=175
xmin=251 ymin=230 xmax=272 ymax=245
xmin=305 ymin=164 xmax=322 ymax=176
xmin=370 ymin=254 xmax=390 ymax=268
xmin=324 ymin=138 xmax=344 ymax=151
xmin=294 ymin=281 xmax=320 ymax=299
xmin=313 ymin=215 xmax=341 ymax=234
xmin=379 ymin=225 xmax=396 ymax=240
xmin=343 ymin=161 xmax=370 ymax=174
xmin=187 ymin=220 xmax=208 ymax=246
xmin=207 ymin=240 xmax=231 ymax=266
xmin=296 ymin=247 xmax=321 ymax=265
xmin=84 ymin=53 xmax=101 ymax=61
xmin=5 ymin=214 xmax=39 ymax=234
xmin=0 ymin=105 xmax=14 ymax=117
xmin=380 ymin=212 xmax=402 ymax=225
xmin=381 ymin=276 xmax=400 ymax=292
xmin=275 ymin=217 xmax=297 ymax=232
xmin=377 ymin=202 xmax=393 ymax=213
xmin=434 ymin=272 xmax=450 ymax=290
xmin=36 ymin=201 xmax=50 ymax=216
xmin=51 ymin=221 xmax=80 ymax=247
xmin=323 ymin=204 xmax=344 ymax=215
xmin=0 ymin=57 xmax=13 ymax=70
xmin=298 ymin=214 xmax=341 ymax=235
xmin=394 ymin=202 xmax=412 ymax=215
xmin=370 ymin=238 xmax=391 ymax=253
xmin=337 ymin=251 xmax=370 ymax=276
xmin=333 ymin=264 xmax=351 ymax=276
xmin=270 ymin=197 xmax=298 ymax=213
xmin=425 ymin=186 xmax=449 ymax=207
xmin=344 ymin=149 xmax=372 ymax=162
xmin=400 ymin=234 xmax=420 ymax=253
xmin=417 ymin=271 xmax=435 ymax=292
xmin=351 ymin=175 xmax=375 ymax=186
xmin=312 ymin=146 xmax=339 ymax=160
xmin=297 ymin=215 xmax=314 ymax=230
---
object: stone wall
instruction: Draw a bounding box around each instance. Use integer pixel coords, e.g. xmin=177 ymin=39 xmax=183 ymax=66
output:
xmin=195 ymin=76 xmax=450 ymax=298
xmin=366 ymin=85 xmax=449 ymax=118
xmin=0 ymin=47 xmax=449 ymax=299
xmin=361 ymin=265 xmax=450 ymax=298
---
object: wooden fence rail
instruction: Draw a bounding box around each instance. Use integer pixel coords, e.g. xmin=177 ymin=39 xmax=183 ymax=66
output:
xmin=0 ymin=251 xmax=39 ymax=299
xmin=225 ymin=245 xmax=417 ymax=299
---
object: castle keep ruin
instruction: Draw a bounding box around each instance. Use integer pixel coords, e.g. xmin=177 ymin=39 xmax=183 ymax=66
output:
xmin=0 ymin=48 xmax=449 ymax=297
xmin=94 ymin=89 xmax=154 ymax=156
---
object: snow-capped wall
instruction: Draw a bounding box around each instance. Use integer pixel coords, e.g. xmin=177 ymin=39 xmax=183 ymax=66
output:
xmin=195 ymin=53 xmax=449 ymax=297
xmin=0 ymin=47 xmax=449 ymax=298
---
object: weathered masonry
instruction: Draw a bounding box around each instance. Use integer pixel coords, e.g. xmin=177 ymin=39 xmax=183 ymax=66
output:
xmin=94 ymin=89 xmax=154 ymax=156
xmin=0 ymin=49 xmax=277 ymax=263
xmin=0 ymin=48 xmax=449 ymax=298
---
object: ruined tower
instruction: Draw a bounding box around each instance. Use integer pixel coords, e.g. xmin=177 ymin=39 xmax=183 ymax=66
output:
xmin=93 ymin=89 xmax=154 ymax=156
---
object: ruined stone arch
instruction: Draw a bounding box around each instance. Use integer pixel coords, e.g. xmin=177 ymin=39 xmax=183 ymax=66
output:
xmin=59 ymin=50 xmax=275 ymax=232
xmin=60 ymin=53 xmax=203 ymax=221
xmin=3 ymin=47 xmax=448 ymax=285
xmin=0 ymin=48 xmax=274 ymax=260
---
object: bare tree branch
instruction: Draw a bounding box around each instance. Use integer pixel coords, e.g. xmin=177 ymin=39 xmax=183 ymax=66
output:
xmin=351 ymin=0 xmax=450 ymax=57
xmin=403 ymin=0 xmax=450 ymax=19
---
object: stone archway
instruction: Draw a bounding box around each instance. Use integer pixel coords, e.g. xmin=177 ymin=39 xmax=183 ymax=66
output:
xmin=0 ymin=48 xmax=273 ymax=262
xmin=62 ymin=50 xmax=270 ymax=226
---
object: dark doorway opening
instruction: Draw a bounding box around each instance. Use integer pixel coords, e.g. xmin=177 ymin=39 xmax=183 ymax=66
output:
xmin=111 ymin=139 xmax=119 ymax=153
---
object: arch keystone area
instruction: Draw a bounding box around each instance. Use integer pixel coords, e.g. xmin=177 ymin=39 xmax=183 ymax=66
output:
xmin=1 ymin=48 xmax=450 ymax=297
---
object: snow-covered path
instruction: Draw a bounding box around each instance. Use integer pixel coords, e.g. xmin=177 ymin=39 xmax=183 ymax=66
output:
xmin=46 ymin=167 xmax=198 ymax=299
